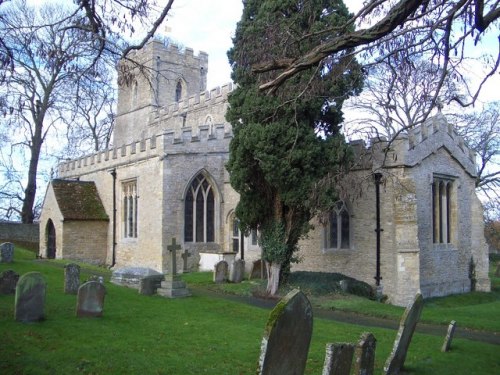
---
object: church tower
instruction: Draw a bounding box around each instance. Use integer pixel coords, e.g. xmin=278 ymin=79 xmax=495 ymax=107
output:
xmin=114 ymin=39 xmax=209 ymax=145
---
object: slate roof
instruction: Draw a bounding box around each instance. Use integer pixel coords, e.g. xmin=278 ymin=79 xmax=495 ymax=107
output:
xmin=51 ymin=179 xmax=109 ymax=221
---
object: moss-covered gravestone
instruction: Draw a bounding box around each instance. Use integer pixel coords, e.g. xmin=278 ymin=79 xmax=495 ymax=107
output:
xmin=76 ymin=281 xmax=106 ymax=317
xmin=15 ymin=272 xmax=46 ymax=322
xmin=322 ymin=343 xmax=354 ymax=375
xmin=353 ymin=332 xmax=376 ymax=375
xmin=0 ymin=269 xmax=19 ymax=294
xmin=64 ymin=263 xmax=80 ymax=294
xmin=257 ymin=289 xmax=313 ymax=375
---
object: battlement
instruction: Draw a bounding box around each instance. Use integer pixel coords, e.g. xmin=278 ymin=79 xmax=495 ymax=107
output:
xmin=349 ymin=115 xmax=477 ymax=175
xmin=57 ymin=122 xmax=233 ymax=179
xmin=126 ymin=39 xmax=208 ymax=65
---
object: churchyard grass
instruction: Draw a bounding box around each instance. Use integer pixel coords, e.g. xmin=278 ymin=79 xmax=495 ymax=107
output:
xmin=1 ymin=247 xmax=499 ymax=374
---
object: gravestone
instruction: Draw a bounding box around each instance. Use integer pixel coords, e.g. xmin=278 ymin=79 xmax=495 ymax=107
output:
xmin=257 ymin=289 xmax=313 ymax=375
xmin=322 ymin=343 xmax=354 ymax=375
xmin=214 ymin=260 xmax=229 ymax=283
xmin=64 ymin=263 xmax=80 ymax=294
xmin=495 ymin=262 xmax=500 ymax=277
xmin=384 ymin=293 xmax=424 ymax=375
xmin=441 ymin=320 xmax=457 ymax=352
xmin=15 ymin=272 xmax=46 ymax=322
xmin=0 ymin=242 xmax=14 ymax=263
xmin=0 ymin=269 xmax=20 ymax=294
xmin=139 ymin=274 xmax=165 ymax=295
xmin=353 ymin=332 xmax=376 ymax=375
xmin=157 ymin=238 xmax=191 ymax=298
xmin=181 ymin=249 xmax=191 ymax=273
xmin=229 ymin=259 xmax=245 ymax=283
xmin=111 ymin=267 xmax=161 ymax=289
xmin=249 ymin=259 xmax=267 ymax=280
xmin=76 ymin=281 xmax=106 ymax=317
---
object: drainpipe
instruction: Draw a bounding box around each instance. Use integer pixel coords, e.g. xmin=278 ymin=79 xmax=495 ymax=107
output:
xmin=109 ymin=168 xmax=117 ymax=268
xmin=374 ymin=172 xmax=383 ymax=286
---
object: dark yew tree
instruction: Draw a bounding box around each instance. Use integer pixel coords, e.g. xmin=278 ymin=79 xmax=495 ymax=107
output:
xmin=226 ymin=0 xmax=363 ymax=295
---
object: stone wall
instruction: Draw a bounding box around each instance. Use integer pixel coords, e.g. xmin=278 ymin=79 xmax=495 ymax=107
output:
xmin=0 ymin=222 xmax=39 ymax=250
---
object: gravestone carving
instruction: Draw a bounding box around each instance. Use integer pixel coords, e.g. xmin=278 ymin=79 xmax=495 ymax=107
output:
xmin=322 ymin=343 xmax=354 ymax=375
xmin=0 ymin=269 xmax=20 ymax=295
xmin=76 ymin=281 xmax=106 ymax=317
xmin=0 ymin=242 xmax=14 ymax=263
xmin=384 ymin=293 xmax=424 ymax=375
xmin=15 ymin=272 xmax=46 ymax=322
xmin=214 ymin=260 xmax=229 ymax=283
xmin=441 ymin=320 xmax=457 ymax=352
xmin=258 ymin=289 xmax=313 ymax=375
xmin=64 ymin=263 xmax=80 ymax=294
xmin=353 ymin=332 xmax=376 ymax=375
xmin=229 ymin=259 xmax=245 ymax=283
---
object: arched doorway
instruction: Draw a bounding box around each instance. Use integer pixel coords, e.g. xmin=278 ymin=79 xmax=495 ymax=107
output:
xmin=46 ymin=219 xmax=56 ymax=259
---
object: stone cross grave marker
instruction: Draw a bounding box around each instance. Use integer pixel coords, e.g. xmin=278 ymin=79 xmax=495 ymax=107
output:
xmin=76 ymin=281 xmax=106 ymax=317
xmin=0 ymin=242 xmax=14 ymax=263
xmin=181 ymin=249 xmax=191 ymax=273
xmin=213 ymin=260 xmax=229 ymax=283
xmin=257 ymin=289 xmax=313 ymax=375
xmin=441 ymin=320 xmax=457 ymax=352
xmin=353 ymin=332 xmax=377 ymax=375
xmin=15 ymin=272 xmax=46 ymax=322
xmin=64 ymin=263 xmax=80 ymax=294
xmin=167 ymin=237 xmax=181 ymax=276
xmin=322 ymin=343 xmax=354 ymax=375
xmin=0 ymin=269 xmax=19 ymax=295
xmin=384 ymin=293 xmax=424 ymax=375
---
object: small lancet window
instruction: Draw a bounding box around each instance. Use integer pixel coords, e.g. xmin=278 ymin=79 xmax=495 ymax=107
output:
xmin=175 ymin=81 xmax=182 ymax=102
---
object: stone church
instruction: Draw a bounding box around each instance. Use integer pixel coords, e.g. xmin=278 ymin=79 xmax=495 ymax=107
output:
xmin=39 ymin=40 xmax=490 ymax=306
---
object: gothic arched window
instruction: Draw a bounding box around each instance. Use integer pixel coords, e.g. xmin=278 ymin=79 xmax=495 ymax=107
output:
xmin=432 ymin=177 xmax=454 ymax=244
xmin=184 ymin=174 xmax=215 ymax=243
xmin=175 ymin=81 xmax=182 ymax=102
xmin=325 ymin=200 xmax=350 ymax=249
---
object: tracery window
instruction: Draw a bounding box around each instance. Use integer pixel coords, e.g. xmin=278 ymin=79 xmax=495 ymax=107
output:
xmin=325 ymin=200 xmax=350 ymax=249
xmin=432 ymin=177 xmax=454 ymax=244
xmin=184 ymin=174 xmax=215 ymax=243
xmin=122 ymin=180 xmax=138 ymax=238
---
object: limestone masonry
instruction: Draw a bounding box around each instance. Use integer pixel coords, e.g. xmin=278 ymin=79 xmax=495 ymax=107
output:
xmin=39 ymin=39 xmax=490 ymax=306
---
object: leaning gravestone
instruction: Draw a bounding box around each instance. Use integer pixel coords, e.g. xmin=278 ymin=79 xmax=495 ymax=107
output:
xmin=258 ymin=289 xmax=313 ymax=375
xmin=384 ymin=293 xmax=424 ymax=375
xmin=15 ymin=272 xmax=46 ymax=322
xmin=322 ymin=342 xmax=354 ymax=375
xmin=353 ymin=332 xmax=376 ymax=375
xmin=64 ymin=263 xmax=80 ymax=294
xmin=441 ymin=320 xmax=457 ymax=352
xmin=76 ymin=281 xmax=106 ymax=317
xmin=213 ymin=260 xmax=229 ymax=284
xmin=0 ymin=242 xmax=14 ymax=263
xmin=249 ymin=259 xmax=267 ymax=280
xmin=0 ymin=269 xmax=20 ymax=294
xmin=229 ymin=259 xmax=245 ymax=283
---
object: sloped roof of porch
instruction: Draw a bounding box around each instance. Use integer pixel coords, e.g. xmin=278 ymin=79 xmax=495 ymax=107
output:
xmin=51 ymin=179 xmax=109 ymax=221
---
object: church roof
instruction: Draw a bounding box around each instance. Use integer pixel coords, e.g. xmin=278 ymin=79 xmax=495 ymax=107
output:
xmin=51 ymin=179 xmax=109 ymax=221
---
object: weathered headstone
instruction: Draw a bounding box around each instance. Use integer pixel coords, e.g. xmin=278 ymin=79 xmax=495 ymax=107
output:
xmin=322 ymin=343 xmax=354 ymax=375
xmin=258 ymin=289 xmax=313 ymax=375
xmin=15 ymin=272 xmax=46 ymax=322
xmin=229 ymin=259 xmax=245 ymax=283
xmin=181 ymin=249 xmax=191 ymax=273
xmin=353 ymin=332 xmax=377 ymax=375
xmin=64 ymin=263 xmax=80 ymax=294
xmin=111 ymin=267 xmax=161 ymax=289
xmin=157 ymin=238 xmax=191 ymax=298
xmin=495 ymin=262 xmax=500 ymax=277
xmin=0 ymin=242 xmax=14 ymax=263
xmin=249 ymin=259 xmax=267 ymax=280
xmin=214 ymin=260 xmax=229 ymax=283
xmin=139 ymin=274 xmax=165 ymax=295
xmin=76 ymin=281 xmax=106 ymax=317
xmin=441 ymin=320 xmax=457 ymax=352
xmin=384 ymin=293 xmax=424 ymax=375
xmin=0 ymin=269 xmax=20 ymax=294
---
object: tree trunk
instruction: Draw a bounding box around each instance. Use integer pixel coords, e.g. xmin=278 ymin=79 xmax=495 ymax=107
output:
xmin=266 ymin=261 xmax=281 ymax=296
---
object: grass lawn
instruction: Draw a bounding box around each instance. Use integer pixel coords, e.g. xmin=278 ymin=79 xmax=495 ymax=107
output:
xmin=1 ymin=247 xmax=499 ymax=374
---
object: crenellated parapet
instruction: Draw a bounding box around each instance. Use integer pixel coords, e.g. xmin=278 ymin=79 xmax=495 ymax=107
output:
xmin=349 ymin=114 xmax=477 ymax=176
xmin=57 ymin=122 xmax=233 ymax=178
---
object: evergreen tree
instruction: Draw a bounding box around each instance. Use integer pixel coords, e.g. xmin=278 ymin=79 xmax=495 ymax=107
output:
xmin=226 ymin=0 xmax=363 ymax=294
